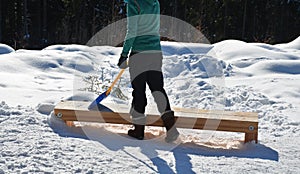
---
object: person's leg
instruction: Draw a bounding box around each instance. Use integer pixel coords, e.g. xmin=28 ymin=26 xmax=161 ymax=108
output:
xmin=128 ymin=73 xmax=147 ymax=140
xmin=160 ymin=110 xmax=179 ymax=143
xmin=147 ymin=71 xmax=179 ymax=142
xmin=146 ymin=53 xmax=179 ymax=142
xmin=130 ymin=71 xmax=147 ymax=124
xmin=147 ymin=70 xmax=171 ymax=113
xmin=128 ymin=53 xmax=147 ymax=140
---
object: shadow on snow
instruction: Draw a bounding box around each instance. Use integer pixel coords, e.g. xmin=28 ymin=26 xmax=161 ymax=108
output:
xmin=49 ymin=113 xmax=279 ymax=174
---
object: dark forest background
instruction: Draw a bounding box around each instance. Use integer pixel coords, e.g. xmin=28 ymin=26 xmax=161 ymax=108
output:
xmin=0 ymin=0 xmax=299 ymax=49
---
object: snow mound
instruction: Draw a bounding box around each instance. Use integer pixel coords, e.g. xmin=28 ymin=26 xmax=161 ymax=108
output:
xmin=246 ymin=60 xmax=300 ymax=75
xmin=163 ymin=55 xmax=227 ymax=79
xmin=211 ymin=39 xmax=300 ymax=64
xmin=1 ymin=49 xmax=95 ymax=74
xmin=209 ymin=39 xmax=300 ymax=78
xmin=162 ymin=41 xmax=213 ymax=56
xmin=36 ymin=103 xmax=55 ymax=115
xmin=276 ymin=36 xmax=300 ymax=50
xmin=43 ymin=44 xmax=90 ymax=52
xmin=0 ymin=44 xmax=14 ymax=55
xmin=0 ymin=101 xmax=22 ymax=116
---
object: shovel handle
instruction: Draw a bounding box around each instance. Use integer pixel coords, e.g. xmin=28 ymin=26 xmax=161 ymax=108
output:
xmin=106 ymin=68 xmax=125 ymax=95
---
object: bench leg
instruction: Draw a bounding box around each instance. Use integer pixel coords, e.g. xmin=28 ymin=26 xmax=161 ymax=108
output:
xmin=244 ymin=132 xmax=258 ymax=144
xmin=65 ymin=121 xmax=75 ymax=127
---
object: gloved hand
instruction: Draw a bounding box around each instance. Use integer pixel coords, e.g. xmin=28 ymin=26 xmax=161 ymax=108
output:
xmin=117 ymin=55 xmax=128 ymax=69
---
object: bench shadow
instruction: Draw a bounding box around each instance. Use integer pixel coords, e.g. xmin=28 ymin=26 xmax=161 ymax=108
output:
xmin=49 ymin=115 xmax=279 ymax=173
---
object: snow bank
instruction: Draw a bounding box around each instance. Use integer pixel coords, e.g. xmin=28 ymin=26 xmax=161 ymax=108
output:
xmin=161 ymin=41 xmax=214 ymax=56
xmin=210 ymin=39 xmax=300 ymax=65
xmin=0 ymin=44 xmax=14 ymax=55
xmin=43 ymin=44 xmax=90 ymax=52
xmin=276 ymin=36 xmax=300 ymax=50
xmin=163 ymin=55 xmax=226 ymax=79
xmin=208 ymin=39 xmax=300 ymax=78
xmin=245 ymin=60 xmax=300 ymax=75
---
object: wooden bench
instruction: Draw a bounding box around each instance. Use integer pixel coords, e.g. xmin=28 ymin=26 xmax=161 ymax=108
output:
xmin=54 ymin=101 xmax=258 ymax=143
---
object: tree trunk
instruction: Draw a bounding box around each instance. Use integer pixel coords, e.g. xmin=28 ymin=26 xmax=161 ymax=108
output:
xmin=42 ymin=0 xmax=47 ymax=44
xmin=223 ymin=0 xmax=227 ymax=38
xmin=0 ymin=0 xmax=2 ymax=42
xmin=112 ymin=0 xmax=115 ymax=21
xmin=242 ymin=0 xmax=247 ymax=39
xmin=174 ymin=0 xmax=178 ymax=18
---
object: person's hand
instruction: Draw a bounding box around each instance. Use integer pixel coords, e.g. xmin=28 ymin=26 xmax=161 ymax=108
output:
xmin=117 ymin=55 xmax=128 ymax=69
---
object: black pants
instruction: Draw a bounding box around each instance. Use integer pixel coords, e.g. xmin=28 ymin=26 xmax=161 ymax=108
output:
xmin=129 ymin=52 xmax=171 ymax=122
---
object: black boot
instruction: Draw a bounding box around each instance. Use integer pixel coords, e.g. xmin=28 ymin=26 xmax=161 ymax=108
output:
xmin=128 ymin=124 xmax=145 ymax=140
xmin=161 ymin=111 xmax=179 ymax=143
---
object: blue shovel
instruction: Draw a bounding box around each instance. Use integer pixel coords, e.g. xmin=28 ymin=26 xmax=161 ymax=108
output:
xmin=88 ymin=68 xmax=125 ymax=110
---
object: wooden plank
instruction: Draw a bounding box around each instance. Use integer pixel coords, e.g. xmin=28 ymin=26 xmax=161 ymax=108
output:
xmin=54 ymin=101 xmax=258 ymax=134
xmin=173 ymin=107 xmax=258 ymax=118
xmin=55 ymin=101 xmax=258 ymax=122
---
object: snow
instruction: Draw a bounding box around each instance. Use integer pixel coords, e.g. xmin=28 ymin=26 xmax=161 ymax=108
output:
xmin=0 ymin=44 xmax=14 ymax=55
xmin=0 ymin=37 xmax=300 ymax=173
xmin=276 ymin=36 xmax=300 ymax=50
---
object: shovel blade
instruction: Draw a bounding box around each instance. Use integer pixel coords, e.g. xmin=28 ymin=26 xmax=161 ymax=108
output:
xmin=88 ymin=91 xmax=109 ymax=110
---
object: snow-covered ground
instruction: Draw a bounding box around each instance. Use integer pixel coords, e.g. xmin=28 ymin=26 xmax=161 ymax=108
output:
xmin=0 ymin=37 xmax=299 ymax=173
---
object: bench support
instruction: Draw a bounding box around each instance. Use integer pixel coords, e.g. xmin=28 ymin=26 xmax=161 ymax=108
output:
xmin=65 ymin=121 xmax=75 ymax=127
xmin=245 ymin=132 xmax=258 ymax=143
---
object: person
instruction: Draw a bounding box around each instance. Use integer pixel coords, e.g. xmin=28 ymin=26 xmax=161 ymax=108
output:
xmin=117 ymin=0 xmax=179 ymax=143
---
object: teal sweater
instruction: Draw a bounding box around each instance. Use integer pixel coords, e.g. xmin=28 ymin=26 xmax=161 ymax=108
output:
xmin=121 ymin=0 xmax=161 ymax=57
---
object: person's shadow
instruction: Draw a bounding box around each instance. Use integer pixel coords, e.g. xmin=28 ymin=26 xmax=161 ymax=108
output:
xmin=49 ymin=113 xmax=279 ymax=174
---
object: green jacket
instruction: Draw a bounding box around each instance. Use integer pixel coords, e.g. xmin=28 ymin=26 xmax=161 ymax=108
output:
xmin=121 ymin=0 xmax=161 ymax=57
